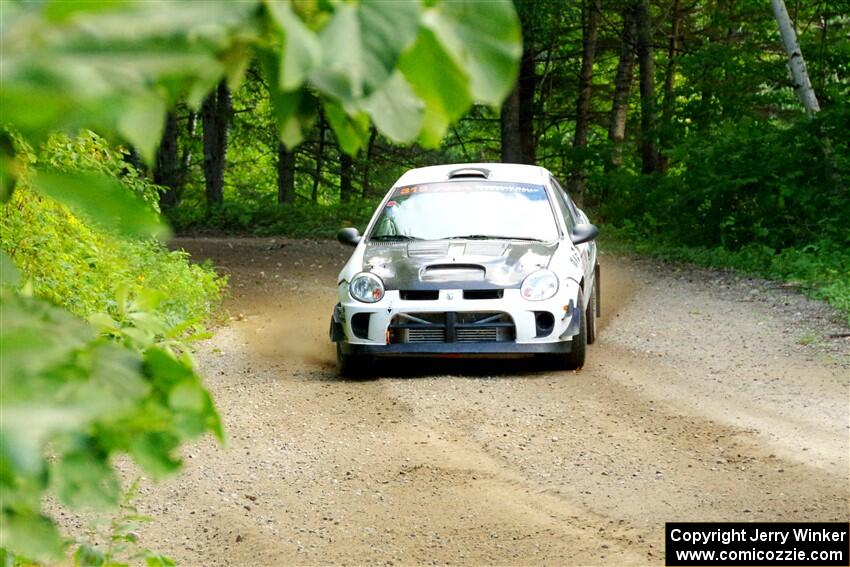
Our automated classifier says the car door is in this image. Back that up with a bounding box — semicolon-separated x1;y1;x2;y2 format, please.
550;177;595;297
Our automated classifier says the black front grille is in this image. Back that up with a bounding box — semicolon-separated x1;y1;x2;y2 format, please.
400;290;439;300
389;312;515;344
463;289;504;300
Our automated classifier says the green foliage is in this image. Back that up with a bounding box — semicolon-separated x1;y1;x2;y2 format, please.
600;227;850;325
593;102;850;325
1;133;225;326
1;288;223;561
0;131;225;563
594;103;850;248
0;0;521;166
170;198;379;239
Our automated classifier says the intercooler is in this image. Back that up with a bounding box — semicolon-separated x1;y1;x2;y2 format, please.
389;312;515;344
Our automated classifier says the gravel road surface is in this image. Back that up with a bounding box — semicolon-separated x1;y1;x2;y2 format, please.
125;238;849;565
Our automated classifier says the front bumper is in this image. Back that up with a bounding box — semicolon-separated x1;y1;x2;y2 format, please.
330;284;582;357
338;340;571;356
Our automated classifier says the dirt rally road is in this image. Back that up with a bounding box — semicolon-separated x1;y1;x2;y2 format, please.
133;238;848;565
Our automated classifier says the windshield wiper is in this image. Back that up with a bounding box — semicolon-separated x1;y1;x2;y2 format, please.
369;234;421;241
447;234;544;242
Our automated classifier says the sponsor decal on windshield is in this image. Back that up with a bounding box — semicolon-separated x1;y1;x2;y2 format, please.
394;181;546;197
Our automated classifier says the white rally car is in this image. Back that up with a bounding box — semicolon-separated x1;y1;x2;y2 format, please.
330;163;600;376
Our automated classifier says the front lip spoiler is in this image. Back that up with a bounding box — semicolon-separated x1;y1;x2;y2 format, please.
339;341;571;356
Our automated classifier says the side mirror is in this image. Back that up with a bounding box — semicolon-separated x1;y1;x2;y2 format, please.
337;227;362;247
570;223;599;245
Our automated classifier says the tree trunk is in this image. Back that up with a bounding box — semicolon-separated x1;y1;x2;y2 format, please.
636;0;659;174
501;31;536;164
569;0;601;197
361;127;378;199
201;80;231;207
155;111;180;208
277;143;296;204
607;6;637;171
339;153;353;204
312;107;326;203
659;0;681;172
518;49;536;164
500;84;522;163
771;0;820;113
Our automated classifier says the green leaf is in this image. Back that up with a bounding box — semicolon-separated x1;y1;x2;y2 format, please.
88;313;119;335
0;290;94;380
0;509;66;562
0;131;18;202
117;92;166;165
44;0;129;23
323;101;370;155
31;170;167;239
0;251;20;287
74;543;106;567
145;553;176;567
266;0;321;90
143;347;194;391
128;432;181;479
53;446;120;509
424;0;521;106
398;26;472;146
169;380;205;413
361;72;424;143
309;0;421;102
221;42;253;91
259;50;318;148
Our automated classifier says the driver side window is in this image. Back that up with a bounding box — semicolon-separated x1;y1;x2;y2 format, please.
550;177;577;232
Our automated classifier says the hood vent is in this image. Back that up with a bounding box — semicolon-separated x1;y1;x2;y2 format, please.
421;264;486;282
408;242;450;257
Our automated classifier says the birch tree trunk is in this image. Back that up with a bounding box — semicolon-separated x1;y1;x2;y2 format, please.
607;6;637;172
771;0;820;113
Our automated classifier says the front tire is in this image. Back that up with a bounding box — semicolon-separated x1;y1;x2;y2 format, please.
337;343;373;378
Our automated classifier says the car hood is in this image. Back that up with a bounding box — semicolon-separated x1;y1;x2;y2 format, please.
361;240;559;290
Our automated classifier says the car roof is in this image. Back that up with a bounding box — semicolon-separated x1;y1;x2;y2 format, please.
393;163;552;187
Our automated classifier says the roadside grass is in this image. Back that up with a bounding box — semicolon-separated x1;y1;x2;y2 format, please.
598;225;850;326
797;331;820;346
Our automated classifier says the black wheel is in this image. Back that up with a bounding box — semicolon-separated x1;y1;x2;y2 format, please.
337;343;373;378
555;289;587;370
586;275;598;345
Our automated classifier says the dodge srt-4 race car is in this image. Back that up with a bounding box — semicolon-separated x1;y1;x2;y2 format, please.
330;163;600;376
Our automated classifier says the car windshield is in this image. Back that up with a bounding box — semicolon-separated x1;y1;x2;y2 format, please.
368;181;559;242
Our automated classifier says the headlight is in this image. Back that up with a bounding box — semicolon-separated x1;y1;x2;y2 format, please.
349;272;384;303
520;269;558;301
